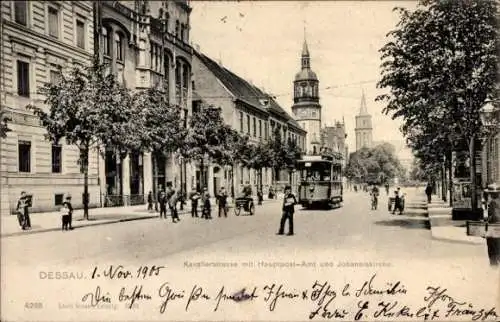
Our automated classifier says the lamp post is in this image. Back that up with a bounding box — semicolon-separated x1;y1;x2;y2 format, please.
479;100;500;217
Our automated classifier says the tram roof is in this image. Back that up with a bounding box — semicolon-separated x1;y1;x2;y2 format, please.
299;153;342;162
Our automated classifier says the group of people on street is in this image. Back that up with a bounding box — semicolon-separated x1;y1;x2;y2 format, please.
147;187;181;222
16;191;74;232
146;182;297;236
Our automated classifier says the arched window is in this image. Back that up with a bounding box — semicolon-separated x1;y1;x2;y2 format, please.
115;32;123;61
102;27;110;56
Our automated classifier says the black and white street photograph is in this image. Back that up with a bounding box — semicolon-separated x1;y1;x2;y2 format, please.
0;0;499;321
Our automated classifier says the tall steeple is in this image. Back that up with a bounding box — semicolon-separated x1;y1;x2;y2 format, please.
292;28;321;155
359;89;368;115
355;89;373;151
301;26;310;69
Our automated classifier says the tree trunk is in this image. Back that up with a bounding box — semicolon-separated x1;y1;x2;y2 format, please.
448;151;453;207
153;153;158;211
82;146;90;220
469;136;478;215
230;164;235;199
200;159;205;190
441;159;446;202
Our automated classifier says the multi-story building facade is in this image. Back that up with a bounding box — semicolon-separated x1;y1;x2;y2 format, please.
0;0;194;214
355;90;373;151
0;1;97;214
291;39;321;155
95;0;193;207
192;50;306;197
321;121;348;168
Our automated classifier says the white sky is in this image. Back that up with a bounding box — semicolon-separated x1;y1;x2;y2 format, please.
190;1;417;154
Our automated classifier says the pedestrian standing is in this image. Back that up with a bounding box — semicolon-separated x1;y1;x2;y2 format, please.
486;184;500;266
189;187;200;217
159;191;167;219
62;195;74;230
147;191;153;212
425;183;433;203
169;190;180;223
218;187;228;217
155;186;162;212
202;188;212;220
257;189;263;205
16;191;31;230
277;185;297;236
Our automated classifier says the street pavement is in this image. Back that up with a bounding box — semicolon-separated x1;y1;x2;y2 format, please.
2;188;499;321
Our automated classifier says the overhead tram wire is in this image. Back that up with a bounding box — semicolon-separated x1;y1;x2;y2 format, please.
188;79;379;100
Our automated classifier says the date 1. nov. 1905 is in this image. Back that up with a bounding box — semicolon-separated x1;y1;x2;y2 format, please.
91;265;165;279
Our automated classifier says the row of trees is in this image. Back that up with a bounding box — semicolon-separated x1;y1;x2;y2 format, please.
377;0;498;212
26;58;302;219
345;143;405;185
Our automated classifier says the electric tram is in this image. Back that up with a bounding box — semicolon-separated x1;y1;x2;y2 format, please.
297;152;343;209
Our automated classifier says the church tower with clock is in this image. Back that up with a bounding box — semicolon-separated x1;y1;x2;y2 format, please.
291;38;322;155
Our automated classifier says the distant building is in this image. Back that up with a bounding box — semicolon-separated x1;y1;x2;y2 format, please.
192;49;306;197
355;90;373;151
321;121;348;168
291;37;321;155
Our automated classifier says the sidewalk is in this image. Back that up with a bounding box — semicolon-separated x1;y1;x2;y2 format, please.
1;197;280;238
424;194;484;245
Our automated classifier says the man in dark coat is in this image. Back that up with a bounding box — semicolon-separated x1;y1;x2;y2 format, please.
218;187;228;218
189;187;200;217
425;183;433;203
277;185;297;236
16;191;31;230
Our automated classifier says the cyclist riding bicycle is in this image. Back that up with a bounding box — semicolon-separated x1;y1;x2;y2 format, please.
370;185;380;210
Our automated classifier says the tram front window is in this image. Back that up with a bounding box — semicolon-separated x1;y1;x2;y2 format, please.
300;165;331;182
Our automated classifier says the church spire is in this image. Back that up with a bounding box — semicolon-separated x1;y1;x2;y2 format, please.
301;25;310;69
359;89;368;115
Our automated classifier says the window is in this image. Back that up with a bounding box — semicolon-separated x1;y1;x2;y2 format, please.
14;1;27;26
76;19;85;49
102;27;110;56
49;70;60;85
265;122;268;139
17;60;30;97
54;194;64;206
115;33;123;61
18;140;31;172
52;144;62;173
175;20;179;38
259;120;262;138
239;112;243;133
180;24;185;41
48;6;59;38
246;115;250;134
253;117;256;137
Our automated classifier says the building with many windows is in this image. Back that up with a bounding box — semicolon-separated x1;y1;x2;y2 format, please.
95;0;193;207
192;49;306;197
0;0;194;214
1;1;96;214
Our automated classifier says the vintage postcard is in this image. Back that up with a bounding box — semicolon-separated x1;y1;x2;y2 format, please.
1;0;499;321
